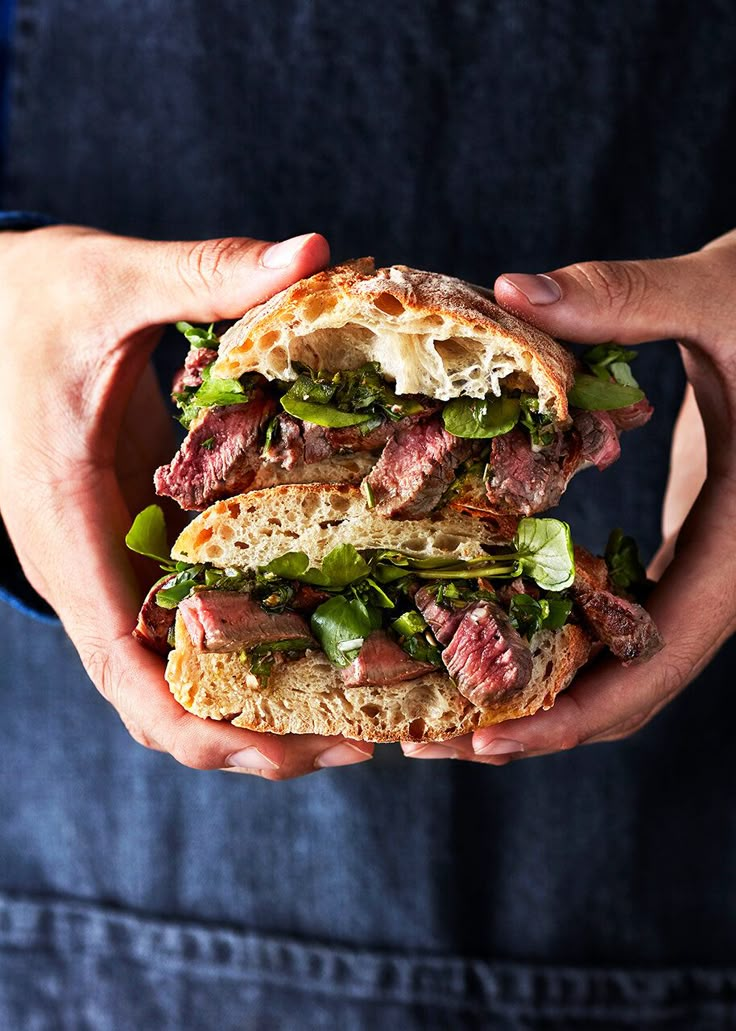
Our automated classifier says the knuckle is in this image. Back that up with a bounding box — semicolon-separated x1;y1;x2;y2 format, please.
168;728;218;771
570;259;650;314
118;714;161;752
178;237;247;295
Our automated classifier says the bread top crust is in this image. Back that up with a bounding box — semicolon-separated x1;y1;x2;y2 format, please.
212;258;575;422
172;484;505;570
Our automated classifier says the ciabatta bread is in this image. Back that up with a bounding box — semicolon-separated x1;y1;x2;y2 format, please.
212;258;576;423
167;485;591;743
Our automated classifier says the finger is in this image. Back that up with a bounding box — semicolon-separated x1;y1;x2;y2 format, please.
6;463;371;777
95;230;331;329
493;250;717;345
468;481;736;760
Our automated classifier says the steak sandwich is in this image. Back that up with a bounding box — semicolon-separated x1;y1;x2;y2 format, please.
129;485;662;743
155;259;653;521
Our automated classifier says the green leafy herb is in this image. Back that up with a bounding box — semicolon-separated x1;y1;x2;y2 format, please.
567;373;644;411
320;543;371;587
570;345;645;410
175;321;219;349
248;637;313;680
155;569;203;609
519;394;556;447
280;394;374;428
442;395;521;439
513;517;575;591
310;596;381;666
125;505;172;566
391;610;427;637
262;415;279;456
604;528;648;595
401;632;442;666
583;344;638;383
175;365;256;428
262;552;310;580
509;594;572;637
201;437;215;450
279;362;424;428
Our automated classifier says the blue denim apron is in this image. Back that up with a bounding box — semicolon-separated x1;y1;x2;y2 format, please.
2;2;736;1027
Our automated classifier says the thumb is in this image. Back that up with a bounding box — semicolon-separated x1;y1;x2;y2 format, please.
493;251;707;345
104;230;331;328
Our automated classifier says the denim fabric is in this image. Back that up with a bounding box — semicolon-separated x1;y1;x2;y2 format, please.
0;0;13;184
2;1;736;1027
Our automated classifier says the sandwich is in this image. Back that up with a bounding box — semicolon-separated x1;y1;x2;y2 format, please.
154;259;652;523
129;485;663;743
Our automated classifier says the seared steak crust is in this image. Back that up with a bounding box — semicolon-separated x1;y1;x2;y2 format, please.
155;390;277;510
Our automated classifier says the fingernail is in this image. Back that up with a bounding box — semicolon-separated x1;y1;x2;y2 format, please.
499;273;562;305
403;743;462;760
473;738;525;757
261;233;314;269
225;746;281;770
314;742;372;768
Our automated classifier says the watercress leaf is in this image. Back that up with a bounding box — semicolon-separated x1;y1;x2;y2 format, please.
125;505;171;565
359;578;395;608
280;395;373;427
373;561;413;584
262;552;310;579
609;361;638;387
320;544;371;587
519;394;556;447
604;528;647;594
568;373;644;411
509;594;543;636
582;344;636;370
541;597;573;629
175;321;219;348
514;517;575;591
442;396;520;439
310;596;379;667
191;375;250;408
155;570;201;609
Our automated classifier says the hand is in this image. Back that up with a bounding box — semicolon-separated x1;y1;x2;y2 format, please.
403;228;736;765
0;225;373;777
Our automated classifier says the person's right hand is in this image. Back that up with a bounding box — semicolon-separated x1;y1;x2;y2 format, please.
0;225;374;778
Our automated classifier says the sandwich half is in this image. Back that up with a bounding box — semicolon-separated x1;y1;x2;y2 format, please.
131;485;663;743
154;259;652;521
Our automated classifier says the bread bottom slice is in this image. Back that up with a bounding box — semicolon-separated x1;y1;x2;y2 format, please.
166;614;591;743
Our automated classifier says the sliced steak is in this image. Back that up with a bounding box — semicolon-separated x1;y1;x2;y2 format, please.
571;545;663;662
155;389;278;510
571;580;663;662
172;347;218;394
341;630;437;687
264;414;305;469
573;409;621;470
610;398;654;432
365;416;473;518
133;575;177;655
264;413;399;468
485;427;570;515
414;585;468;645
178;591;314;653
441;599;533;704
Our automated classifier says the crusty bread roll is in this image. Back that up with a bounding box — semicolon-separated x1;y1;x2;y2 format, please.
212;258;576;423
167;484;591;743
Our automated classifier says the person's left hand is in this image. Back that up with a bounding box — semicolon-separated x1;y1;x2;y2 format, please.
402;229;736;765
